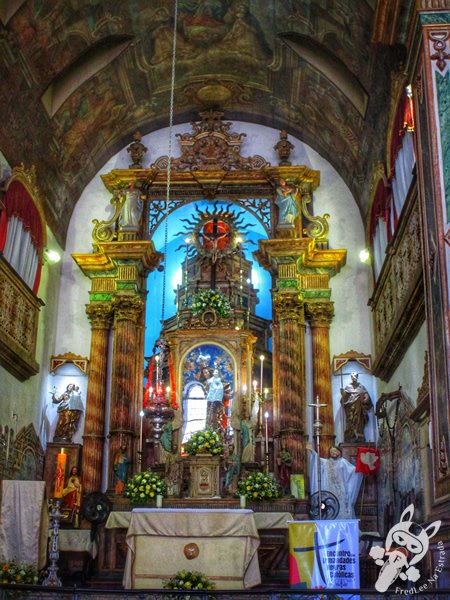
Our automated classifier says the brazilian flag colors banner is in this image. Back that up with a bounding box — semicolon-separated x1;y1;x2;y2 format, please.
289;519;360;592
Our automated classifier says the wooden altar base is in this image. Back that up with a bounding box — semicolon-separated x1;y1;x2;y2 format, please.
86;496;379;589
93;497;305;588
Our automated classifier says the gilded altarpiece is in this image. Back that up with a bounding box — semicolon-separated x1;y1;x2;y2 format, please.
77;112;347;495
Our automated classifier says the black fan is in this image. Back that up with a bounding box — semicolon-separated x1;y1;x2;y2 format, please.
81;492;112;539
308;490;340;520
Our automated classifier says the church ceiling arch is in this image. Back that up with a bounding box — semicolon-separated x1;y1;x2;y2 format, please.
0;0;402;246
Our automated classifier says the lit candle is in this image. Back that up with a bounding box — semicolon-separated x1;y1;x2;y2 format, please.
253;379;257;393
260;355;265;392
264;387;269;399
54;449;67;499
264;411;269;454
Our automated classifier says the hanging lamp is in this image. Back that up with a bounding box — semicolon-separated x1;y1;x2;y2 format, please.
143;0;179;441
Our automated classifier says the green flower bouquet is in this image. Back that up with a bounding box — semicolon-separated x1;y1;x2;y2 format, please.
0;561;41;584
191;289;231;317
185;427;224;456
236;471;281;501
163;570;215;591
124;469;166;504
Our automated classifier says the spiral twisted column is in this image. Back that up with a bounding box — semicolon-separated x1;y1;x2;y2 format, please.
272;293;306;473
305;301;335;456
81;302;113;493
108;294;143;488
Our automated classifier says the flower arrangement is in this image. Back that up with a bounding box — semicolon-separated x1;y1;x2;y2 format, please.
124;469;166;504
0;561;41;585
191;289;231;317
185;427;224;456
163;570;215;591
236;471;281;501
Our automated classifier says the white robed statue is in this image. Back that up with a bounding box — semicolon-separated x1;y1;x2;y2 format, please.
307;443;362;519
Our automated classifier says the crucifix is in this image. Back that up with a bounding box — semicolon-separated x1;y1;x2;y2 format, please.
308;397;327;519
200;217;230;288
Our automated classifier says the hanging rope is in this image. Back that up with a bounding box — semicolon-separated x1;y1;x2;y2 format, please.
161;0;179;325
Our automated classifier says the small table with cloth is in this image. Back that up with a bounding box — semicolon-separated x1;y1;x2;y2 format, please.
123;508;261;589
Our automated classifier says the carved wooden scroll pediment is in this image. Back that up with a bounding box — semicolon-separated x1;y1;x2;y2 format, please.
151;110;269;172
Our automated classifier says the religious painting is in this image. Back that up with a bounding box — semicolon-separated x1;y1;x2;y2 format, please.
181;343;234;445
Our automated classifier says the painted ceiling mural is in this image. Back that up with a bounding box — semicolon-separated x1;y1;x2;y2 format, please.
0;0;404;244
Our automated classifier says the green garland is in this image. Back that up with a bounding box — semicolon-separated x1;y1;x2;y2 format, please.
124;469;166;504
236;471;281;501
191;289;231;317
185;427;224;456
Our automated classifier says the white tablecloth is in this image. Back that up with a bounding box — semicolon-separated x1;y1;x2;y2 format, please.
59;529;98;558
0;480;48;569
124;508;261;590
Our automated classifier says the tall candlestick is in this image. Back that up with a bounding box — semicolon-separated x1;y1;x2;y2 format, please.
264;411;269;454
139;410;144;453
54;449;67;498
260;355;265;392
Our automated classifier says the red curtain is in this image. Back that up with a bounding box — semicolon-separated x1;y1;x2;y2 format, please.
0;180;43;293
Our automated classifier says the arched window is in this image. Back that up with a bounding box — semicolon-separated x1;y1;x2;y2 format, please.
0;179;44;293
389;87;415;223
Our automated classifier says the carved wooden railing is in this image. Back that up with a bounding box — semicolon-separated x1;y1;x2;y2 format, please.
369;181;425;380
0;254;43;380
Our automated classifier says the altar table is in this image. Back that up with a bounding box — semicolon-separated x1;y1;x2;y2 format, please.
123;508;261;589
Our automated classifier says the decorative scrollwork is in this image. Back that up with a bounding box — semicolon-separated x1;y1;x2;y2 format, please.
91;191;124;244
300;190;329;242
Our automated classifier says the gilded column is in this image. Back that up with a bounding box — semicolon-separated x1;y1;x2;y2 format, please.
305;301;335;455
273;293;306;473
81;302;113;493
108;294;143;488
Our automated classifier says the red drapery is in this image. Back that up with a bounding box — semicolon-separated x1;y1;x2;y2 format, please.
0;180;43;293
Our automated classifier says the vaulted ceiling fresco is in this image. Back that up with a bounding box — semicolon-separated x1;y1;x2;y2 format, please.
0;0;410;245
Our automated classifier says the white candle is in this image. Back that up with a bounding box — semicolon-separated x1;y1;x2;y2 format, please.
139;410;144;454
260;355;264;392
264;411;269;454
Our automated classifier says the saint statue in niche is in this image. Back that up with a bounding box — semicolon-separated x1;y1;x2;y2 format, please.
51;384;84;443
340;372;373;443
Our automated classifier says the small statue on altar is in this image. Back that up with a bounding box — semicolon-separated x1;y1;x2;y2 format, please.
52;384;84;443
118;184;143;232
277;447;292;496
340;372;373;443
239;397;259;463
224;442;240;496
275;178;299;227
113;444;131;494
62;465;82;528
206;368;224;430
274;130;294;166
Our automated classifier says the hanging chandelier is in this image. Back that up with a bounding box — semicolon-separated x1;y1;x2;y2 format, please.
143;337;177;441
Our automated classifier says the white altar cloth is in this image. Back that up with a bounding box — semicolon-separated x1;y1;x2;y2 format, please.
124;508;261;590
0;480;48;569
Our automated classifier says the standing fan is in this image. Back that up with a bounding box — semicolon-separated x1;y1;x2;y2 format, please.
81;492;112;540
308;490;340;520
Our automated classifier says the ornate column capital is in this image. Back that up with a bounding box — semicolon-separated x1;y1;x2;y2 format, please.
86;302;113;330
273;293;304;322
305;301;334;327
113;294;144;323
